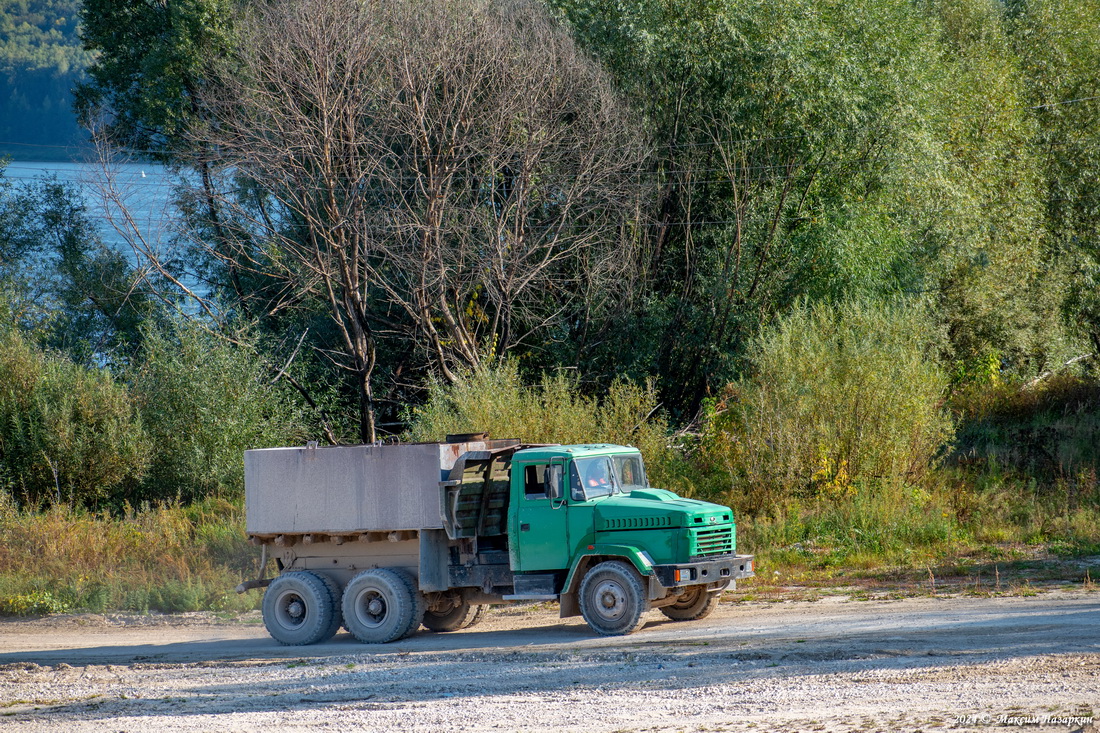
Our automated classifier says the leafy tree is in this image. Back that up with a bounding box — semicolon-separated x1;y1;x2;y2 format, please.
0;168;153;364
75;0;234;157
549;0;1061;407
917;0;1058;375
1009;0;1100;358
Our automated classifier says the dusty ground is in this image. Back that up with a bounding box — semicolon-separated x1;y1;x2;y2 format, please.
1;589;1098;732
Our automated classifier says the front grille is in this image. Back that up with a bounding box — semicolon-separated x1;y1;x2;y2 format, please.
691;526;733;557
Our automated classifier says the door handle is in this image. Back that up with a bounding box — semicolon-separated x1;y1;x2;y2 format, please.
520;523;530;531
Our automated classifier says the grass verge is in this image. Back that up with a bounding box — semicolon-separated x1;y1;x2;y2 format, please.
0;493;259;616
730;475;1100;598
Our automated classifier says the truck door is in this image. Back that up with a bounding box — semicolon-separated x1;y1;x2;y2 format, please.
513;459;570;571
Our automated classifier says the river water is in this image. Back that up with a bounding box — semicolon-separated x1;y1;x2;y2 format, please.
2;159;177;251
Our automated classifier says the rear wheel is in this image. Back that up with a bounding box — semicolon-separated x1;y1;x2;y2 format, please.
314;572;345;637
422;599;486;632
342;568;424;643
659;586;720;621
579;560;649;636
262;571;341;646
464;604;488;629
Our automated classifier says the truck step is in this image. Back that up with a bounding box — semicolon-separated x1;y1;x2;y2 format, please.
502;594;558;601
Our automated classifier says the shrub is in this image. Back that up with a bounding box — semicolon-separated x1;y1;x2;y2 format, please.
129;319;307;502
710;298;954;513
0;328;149;505
0;589;72;616
404;361;674;484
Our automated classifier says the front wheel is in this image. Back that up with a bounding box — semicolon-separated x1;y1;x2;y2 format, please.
262;571;342;645
659;586;720;621
342;568;425;643
578;560;649;636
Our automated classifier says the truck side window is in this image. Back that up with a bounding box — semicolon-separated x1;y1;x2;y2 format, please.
524;464;548;499
569;462;585;501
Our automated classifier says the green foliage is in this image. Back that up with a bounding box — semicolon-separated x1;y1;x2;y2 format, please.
0;326;149;505
76;0;236;156
404;360;675;486
0;589;71;616
0;0;89;74
951;374;1100;482
916;0;1060;373
742;485;961;572
551;0;956;409
547;0;1070;410
0;0;90;158
1009;0;1100;356
128;318;307;502
710;299;954;514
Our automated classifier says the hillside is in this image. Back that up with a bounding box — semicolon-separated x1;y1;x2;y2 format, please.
0;0;91;159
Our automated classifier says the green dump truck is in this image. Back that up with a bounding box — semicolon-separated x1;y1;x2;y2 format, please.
241;437;753;644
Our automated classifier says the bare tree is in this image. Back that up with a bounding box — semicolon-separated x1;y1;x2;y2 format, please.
189;0;647;442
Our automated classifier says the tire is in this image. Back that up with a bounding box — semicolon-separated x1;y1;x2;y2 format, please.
578;560;649;636
315;572;346;637
262;571;342;646
659;587;720;621
422;600;486;632
464;604;488;629
342;568;425;643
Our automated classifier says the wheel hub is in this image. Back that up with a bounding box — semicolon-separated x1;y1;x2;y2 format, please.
593;580;626;620
367;598;385;616
287;600;305;619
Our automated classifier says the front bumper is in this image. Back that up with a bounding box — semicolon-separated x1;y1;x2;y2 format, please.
652;554;754;590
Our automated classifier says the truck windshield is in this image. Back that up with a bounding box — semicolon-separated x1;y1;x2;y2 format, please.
571;456;618;500
570;453;648;500
612;453;647;491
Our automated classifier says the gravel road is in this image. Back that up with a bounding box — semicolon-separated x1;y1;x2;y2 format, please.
1;590;1098;732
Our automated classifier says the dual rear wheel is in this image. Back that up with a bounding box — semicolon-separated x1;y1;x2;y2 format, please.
262;569;486;645
262;571;343;645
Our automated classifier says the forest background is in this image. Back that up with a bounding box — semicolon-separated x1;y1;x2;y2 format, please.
2;0;1100;615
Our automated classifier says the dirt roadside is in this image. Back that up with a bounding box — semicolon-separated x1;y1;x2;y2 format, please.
1;590;1098;732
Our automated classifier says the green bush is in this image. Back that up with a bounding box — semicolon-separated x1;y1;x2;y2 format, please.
0;328;149;505
129;319;307;502
0;589;72;616
404;361;675;485
711;298;954;513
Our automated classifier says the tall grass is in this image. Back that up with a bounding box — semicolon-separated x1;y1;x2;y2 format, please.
741;484;961;573
0;493;258;615
732;372;1100;580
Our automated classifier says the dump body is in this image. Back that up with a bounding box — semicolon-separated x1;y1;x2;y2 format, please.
243;440;753;644
244;440;520;536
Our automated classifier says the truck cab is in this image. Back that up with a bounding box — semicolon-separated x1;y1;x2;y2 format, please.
442;443;754;635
